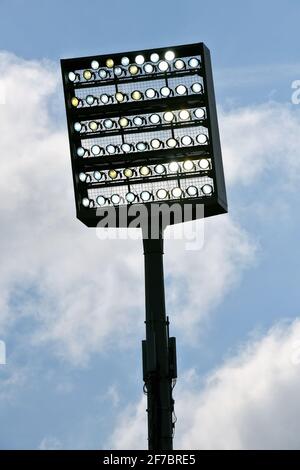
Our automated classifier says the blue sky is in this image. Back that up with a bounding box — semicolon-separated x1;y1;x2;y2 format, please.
1;0;300;450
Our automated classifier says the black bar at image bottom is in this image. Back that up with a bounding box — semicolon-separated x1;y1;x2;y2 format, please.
0;450;299;466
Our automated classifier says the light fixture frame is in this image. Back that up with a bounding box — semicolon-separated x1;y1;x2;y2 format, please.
61;42;227;227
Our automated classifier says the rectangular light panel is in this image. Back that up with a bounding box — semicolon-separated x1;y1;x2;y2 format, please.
61;42;227;227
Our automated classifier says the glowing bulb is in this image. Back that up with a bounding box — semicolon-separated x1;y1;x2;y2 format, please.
129;64;139;75
183;160;194;171
174;59;185;70
119;117;129;127
202;184;213;195
74;122;82;132
145;88;156;99
163;111;175;122
181;135;193;146
144;63;154;73
82;198;90;207
169;162;180;172
158;60;169;72
114;66;123;76
199;159;210;170
133;116;143;126
178;110;190;121
149;114;161;124
140;166;151;176
100;94;110;104
135;54;145;65
99;69;108;79
141;191;152;201
96;195;106;206
91;145;101;156
150;53;159;63
126;192;136;203
68;71;76;82
89;121;98;131
155;164;165;174
137;141;147;151
71;97;79;107
106;58;114;68
86;95;95;105
197;134;208;144
131;90;142;101
111;194;121;205
83;70;93;80
191;82;202;93
194;108;205;119
108;169;118;179
175;84;187;95
187;186;198;196
189;58;200;68
160;86;171;97
121;57;130;66
91;60;99;70
150;139;162;149
76;147;85;157
115;92;125;102
167;138;178;148
103;119;114;129
171;187;182;198
121;143;132;153
107;145;117;154
124;168;133;178
79;172;87;182
165;50;175;61
157;188;168;199
93;171;102;180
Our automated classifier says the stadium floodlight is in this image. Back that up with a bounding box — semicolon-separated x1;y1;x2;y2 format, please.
61;42;227;228
61;42;227;452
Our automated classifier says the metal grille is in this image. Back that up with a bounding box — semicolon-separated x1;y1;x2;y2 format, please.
73;54;202;86
76;106;207;136
75;75;203;107
84;158;212;184
80;125;208;158
88;175;214;206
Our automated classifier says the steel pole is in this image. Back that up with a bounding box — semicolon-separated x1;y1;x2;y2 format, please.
142;229;175;451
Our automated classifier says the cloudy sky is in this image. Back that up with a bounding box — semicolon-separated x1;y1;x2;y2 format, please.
0;0;300;450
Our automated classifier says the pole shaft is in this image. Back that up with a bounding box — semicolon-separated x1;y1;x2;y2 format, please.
143;232;173;451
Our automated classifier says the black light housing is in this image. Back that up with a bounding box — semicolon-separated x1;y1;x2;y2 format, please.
61;42;227;227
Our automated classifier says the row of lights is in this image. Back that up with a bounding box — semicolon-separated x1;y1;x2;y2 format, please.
79;159;211;183
76;133;208;157
82;183;213;208
68;53;201;83
74;108;206;134
71;82;203;108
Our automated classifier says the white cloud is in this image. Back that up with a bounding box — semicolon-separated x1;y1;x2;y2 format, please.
0;52;144;364
109;319;300;450
165;216;255;339
38;436;62;450
0;365;27;402
219;102;300;186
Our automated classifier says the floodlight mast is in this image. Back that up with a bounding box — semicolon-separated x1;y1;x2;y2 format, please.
142;224;175;450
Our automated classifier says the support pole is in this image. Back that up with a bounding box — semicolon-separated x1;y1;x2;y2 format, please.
142;228;176;451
